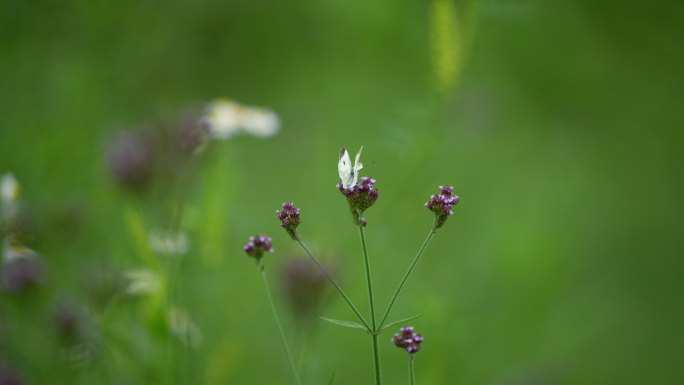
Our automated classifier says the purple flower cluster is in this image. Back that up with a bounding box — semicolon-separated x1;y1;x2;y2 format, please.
425;185;459;229
243;235;274;263
107;131;155;192
281;258;332;319
52;301;89;345
0;257;44;294
392;326;424;354
337;176;379;226
276;201;301;240
0;361;24;385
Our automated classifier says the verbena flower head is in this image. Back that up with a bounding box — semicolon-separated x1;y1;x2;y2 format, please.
276;201;301;240
392;326;424;354
244;235;274;264
425;185;460;229
337;176;379;226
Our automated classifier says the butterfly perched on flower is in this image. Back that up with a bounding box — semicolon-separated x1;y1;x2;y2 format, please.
338;146;363;189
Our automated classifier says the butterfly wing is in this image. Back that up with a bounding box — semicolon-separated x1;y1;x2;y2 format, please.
338;148;354;188
353;146;364;177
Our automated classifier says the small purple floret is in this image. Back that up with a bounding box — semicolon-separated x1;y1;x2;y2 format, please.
392;325;424;354
276;201;301;240
425;185;459;229
337;176;379;226
243;235;274;262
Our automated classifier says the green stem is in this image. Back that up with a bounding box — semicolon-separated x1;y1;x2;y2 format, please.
359;226;381;385
260;268;303;385
295;235;371;331
408;355;416;385
379;225;437;329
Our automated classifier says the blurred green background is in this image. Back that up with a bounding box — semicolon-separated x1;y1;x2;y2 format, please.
1;0;683;384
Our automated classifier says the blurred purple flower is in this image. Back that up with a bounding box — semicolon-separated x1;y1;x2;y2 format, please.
175;113;206;155
1;245;44;294
51;301;89;345
244;235;274;263
106;131;155;192
0;362;24;385
280;258;333;321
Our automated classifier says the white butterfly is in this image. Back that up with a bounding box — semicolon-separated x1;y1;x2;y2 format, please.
338;146;363;189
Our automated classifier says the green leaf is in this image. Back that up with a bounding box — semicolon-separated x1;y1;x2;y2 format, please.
380;314;424;331
319;316;368;331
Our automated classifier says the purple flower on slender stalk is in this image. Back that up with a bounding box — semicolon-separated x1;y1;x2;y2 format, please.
244;235;274;268
276;202;301;240
425;185;459;229
392;326;424;354
1;254;44;295
337;176;379;226
106;131;156;192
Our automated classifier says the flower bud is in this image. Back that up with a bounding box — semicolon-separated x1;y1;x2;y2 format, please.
276;201;301;240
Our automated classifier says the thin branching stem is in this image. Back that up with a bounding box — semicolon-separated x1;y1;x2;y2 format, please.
260;267;303;385
295;234;371;331
408;354;416;385
359;226;382;385
379;222;437;329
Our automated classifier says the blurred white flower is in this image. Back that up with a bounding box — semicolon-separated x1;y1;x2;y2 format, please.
3;237;38;264
1;173;20;204
149;230;189;257
167;306;202;348
1;173;20;221
200;99;243;139
200;99;280;139
240;107;280;137
124;269;161;296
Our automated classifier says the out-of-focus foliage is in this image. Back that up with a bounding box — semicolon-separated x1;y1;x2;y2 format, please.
1;0;683;384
